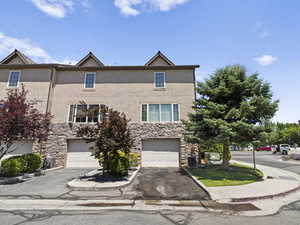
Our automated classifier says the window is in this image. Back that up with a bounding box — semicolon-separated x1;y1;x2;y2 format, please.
154;72;165;88
8;71;20;87
161;104;172;122
141;104;180;122
84;72;96;88
68;104;101;123
149;104;160;122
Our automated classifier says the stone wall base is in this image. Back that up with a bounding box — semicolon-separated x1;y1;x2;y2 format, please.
33;123;192;167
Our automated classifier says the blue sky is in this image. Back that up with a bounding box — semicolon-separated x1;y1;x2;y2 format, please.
0;0;299;122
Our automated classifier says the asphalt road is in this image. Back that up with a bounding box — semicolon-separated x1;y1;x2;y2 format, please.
232;151;300;174
1;200;300;225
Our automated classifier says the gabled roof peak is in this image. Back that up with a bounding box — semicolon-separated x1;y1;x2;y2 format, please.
145;51;175;66
76;52;104;67
0;49;35;64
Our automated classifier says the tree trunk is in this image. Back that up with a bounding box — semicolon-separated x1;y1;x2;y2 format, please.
222;143;230;169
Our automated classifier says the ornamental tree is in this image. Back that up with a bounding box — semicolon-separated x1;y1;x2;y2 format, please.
0;85;52;160
183;65;278;167
76;105;134;176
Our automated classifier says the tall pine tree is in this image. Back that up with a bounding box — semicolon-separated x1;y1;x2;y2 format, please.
184;65;278;167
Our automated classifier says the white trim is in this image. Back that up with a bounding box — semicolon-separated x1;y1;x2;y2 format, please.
67;104;71;122
84;72;96;89
154;72;166;89
7;70;21;88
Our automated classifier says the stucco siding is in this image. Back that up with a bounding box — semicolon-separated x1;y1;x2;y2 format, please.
51;69;195;123
0;68;52;113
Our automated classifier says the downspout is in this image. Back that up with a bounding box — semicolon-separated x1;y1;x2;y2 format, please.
46;66;55;114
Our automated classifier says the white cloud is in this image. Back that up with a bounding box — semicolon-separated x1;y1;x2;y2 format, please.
114;0;141;16
254;55;278;66
0;32;76;64
30;0;74;18
114;0;190;16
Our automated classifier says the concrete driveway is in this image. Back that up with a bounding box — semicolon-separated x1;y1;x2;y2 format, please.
124;168;211;200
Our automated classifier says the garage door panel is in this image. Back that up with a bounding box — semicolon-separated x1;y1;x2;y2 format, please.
67;140;98;168
142;139;180;167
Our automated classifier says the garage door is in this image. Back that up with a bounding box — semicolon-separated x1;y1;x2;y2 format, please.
67;140;98;168
142;139;180;167
1;142;33;161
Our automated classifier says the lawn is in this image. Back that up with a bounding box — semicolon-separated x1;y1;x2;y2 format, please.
189;163;263;187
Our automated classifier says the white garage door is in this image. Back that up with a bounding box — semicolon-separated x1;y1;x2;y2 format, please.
142;139;180;167
1;142;33;161
67;140;98;168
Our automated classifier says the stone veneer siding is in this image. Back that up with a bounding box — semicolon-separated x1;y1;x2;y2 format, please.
32;123;191;167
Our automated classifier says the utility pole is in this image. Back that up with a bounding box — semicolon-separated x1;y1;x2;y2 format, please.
252;147;256;170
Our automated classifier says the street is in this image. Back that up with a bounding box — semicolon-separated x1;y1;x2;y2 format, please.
232;151;300;174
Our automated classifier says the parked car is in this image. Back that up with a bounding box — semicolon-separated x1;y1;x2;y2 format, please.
279;144;290;155
257;146;272;151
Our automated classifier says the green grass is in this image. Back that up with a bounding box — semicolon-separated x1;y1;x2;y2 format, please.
189;163;263;187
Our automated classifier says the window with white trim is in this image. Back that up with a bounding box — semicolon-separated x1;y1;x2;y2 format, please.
141;104;180;122
84;72;96;88
7;71;20;87
154;72;165;88
68;104;102;123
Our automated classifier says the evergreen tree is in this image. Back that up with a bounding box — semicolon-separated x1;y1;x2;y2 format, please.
184;65;278;167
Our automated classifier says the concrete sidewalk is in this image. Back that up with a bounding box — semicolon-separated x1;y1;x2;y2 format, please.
206;160;300;202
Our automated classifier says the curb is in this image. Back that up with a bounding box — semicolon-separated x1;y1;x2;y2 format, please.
232;184;300;202
67;167;141;191
182;167;217;200
0;199;260;213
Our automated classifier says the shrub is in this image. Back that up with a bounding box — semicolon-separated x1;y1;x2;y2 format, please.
0;153;42;177
1;157;24;177
129;153;139;168
107;151;129;177
22;153;42;173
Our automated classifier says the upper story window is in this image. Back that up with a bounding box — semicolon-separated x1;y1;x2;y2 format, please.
68;104;101;123
7;71;21;87
84;72;96;89
141;104;180;123
154;72;165;88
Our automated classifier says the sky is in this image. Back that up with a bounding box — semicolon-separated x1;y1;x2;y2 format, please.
0;0;299;122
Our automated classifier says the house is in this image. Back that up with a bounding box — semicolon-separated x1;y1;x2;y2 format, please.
0;49;199;168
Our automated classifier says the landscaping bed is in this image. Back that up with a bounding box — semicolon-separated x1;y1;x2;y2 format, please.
67;167;140;191
189;163;263;187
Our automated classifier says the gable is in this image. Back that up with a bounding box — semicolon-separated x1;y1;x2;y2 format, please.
76;52;104;67
145;51;175;66
5;55;25;64
79;57;101;67
0;49;35;65
147;56;171;66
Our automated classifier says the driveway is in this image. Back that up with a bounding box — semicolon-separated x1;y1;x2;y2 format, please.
124;168;211;200
0;168;96;199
